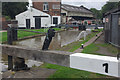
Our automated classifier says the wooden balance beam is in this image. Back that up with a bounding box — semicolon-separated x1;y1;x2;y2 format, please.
1;44;119;77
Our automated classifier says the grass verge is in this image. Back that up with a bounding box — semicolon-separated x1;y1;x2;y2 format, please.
1;28;61;43
40;63;109;79
96;43;118;55
82;41;118;56
81;43;102;55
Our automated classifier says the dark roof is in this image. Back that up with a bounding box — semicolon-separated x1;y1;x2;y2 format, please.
105;6;120;16
61;4;93;14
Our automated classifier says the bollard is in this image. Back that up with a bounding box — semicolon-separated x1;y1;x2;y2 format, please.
80;44;84;49
7;27;13;70
42;28;55;50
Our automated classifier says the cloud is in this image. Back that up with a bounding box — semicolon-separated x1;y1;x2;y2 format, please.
62;0;108;10
62;0;109;2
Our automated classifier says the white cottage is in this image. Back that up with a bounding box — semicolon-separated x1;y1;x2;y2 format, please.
16;7;51;29
16;0;61;29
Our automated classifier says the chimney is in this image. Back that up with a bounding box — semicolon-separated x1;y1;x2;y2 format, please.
28;0;33;10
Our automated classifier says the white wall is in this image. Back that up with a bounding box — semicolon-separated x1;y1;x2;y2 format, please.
41;17;51;27
16;8;51;28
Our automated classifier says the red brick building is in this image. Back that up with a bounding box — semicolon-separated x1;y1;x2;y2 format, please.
33;2;61;16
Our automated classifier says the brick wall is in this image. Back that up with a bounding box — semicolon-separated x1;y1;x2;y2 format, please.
33;2;61;16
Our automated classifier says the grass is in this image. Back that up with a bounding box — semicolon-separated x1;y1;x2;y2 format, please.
96;43;118;55
81;43;102;55
1;28;61;43
40;63;109;79
82;39;118;56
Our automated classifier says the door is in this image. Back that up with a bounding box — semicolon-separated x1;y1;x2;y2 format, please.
53;17;58;25
35;17;41;29
26;19;30;29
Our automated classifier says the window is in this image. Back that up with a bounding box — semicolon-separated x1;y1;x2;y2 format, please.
53;17;58;24
43;2;49;11
52;4;60;9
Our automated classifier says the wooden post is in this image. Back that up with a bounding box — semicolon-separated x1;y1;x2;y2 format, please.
8;56;13;70
12;27;17;41
7;27;13;70
7;27;12;45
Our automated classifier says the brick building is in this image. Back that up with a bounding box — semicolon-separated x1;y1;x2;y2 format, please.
33;2;61;16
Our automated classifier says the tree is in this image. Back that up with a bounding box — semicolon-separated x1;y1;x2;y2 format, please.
101;2;120;14
2;2;28;19
90;8;102;19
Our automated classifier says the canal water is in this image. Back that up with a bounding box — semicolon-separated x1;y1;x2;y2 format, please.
1;30;81;72
13;30;81;50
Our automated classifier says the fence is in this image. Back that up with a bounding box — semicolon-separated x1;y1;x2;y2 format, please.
56;24;103;29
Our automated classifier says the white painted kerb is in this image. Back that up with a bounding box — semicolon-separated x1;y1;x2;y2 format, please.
70;53;119;77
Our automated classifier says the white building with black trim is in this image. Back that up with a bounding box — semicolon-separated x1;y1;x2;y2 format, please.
16;7;51;29
16;0;61;29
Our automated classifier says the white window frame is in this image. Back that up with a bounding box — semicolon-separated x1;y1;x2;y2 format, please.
52;4;60;9
43;3;49;11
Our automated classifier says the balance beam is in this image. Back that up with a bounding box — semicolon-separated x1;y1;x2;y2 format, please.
70;53;119;77
1;44;119;77
1;44;72;67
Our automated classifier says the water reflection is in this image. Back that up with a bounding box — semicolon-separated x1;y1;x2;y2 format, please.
13;30;81;50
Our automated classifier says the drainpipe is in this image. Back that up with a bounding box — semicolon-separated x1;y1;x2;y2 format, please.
49;8;52;27
51;15;52;25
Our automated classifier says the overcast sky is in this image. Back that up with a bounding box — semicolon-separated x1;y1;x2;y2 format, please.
62;0;109;10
